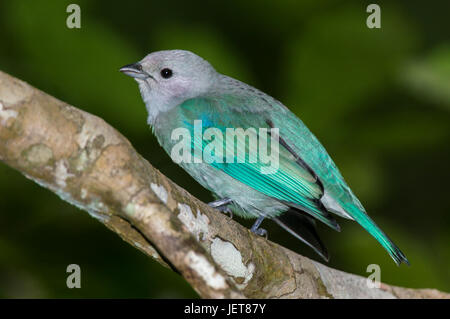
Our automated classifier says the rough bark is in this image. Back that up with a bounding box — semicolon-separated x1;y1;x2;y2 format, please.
0;71;448;299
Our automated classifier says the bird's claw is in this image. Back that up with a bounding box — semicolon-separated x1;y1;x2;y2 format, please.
251;227;268;239
208;198;233;220
216;205;233;219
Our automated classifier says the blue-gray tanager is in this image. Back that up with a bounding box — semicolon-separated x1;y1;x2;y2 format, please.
120;50;408;265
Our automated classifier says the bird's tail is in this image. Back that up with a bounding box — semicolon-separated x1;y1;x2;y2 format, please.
346;203;409;266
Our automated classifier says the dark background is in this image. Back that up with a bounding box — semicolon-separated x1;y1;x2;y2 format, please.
0;0;449;297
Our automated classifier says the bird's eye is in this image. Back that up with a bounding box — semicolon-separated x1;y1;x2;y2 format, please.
160;68;173;79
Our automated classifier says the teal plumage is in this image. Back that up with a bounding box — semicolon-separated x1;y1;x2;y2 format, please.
120;50;409;265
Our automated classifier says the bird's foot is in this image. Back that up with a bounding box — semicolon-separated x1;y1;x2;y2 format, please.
216;205;233;219
208;197;233;219
251;227;268;239
250;216;268;239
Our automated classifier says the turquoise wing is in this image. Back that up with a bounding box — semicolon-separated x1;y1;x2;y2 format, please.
178;96;340;231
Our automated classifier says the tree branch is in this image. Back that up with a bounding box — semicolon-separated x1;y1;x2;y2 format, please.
0;71;448;299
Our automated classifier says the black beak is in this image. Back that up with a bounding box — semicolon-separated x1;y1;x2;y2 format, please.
119;63;148;79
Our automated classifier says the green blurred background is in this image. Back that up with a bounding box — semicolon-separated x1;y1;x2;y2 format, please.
0;0;449;298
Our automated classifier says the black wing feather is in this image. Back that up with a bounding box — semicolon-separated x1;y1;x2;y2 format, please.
273;208;329;262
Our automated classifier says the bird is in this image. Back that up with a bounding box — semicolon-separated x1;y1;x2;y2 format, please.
120;49;409;265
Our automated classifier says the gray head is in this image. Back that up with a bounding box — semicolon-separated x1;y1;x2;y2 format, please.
120;50;217;124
